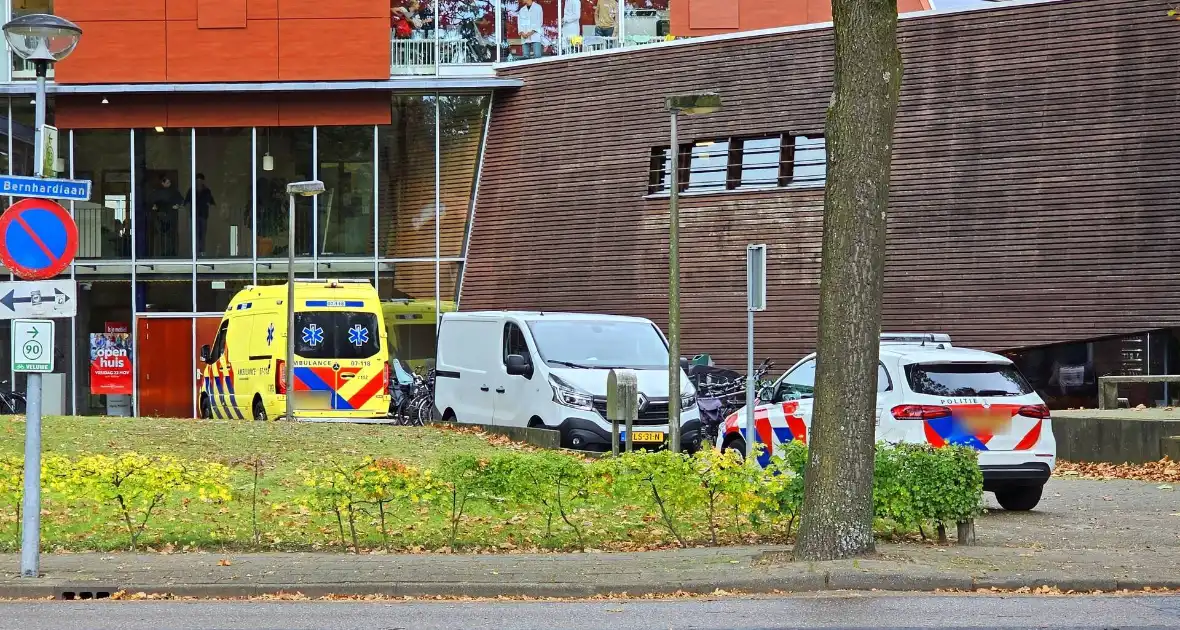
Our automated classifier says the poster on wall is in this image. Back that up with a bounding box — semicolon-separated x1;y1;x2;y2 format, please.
90;332;133;395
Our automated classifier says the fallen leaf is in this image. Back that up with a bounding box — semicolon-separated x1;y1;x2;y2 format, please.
218;559;232;566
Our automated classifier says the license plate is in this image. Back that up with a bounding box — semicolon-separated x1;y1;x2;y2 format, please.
627;431;665;443
963;413;1010;434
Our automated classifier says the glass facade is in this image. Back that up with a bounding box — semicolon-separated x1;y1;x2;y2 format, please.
1007;329;1180;410
0;94;489;417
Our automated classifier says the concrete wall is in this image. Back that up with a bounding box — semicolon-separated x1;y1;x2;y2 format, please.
1052;411;1180;464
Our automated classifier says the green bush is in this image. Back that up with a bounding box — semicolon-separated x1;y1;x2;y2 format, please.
0;439;983;553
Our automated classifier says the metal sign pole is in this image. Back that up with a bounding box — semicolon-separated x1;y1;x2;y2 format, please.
19;369;42;576
745;244;766;462
19;60;50;578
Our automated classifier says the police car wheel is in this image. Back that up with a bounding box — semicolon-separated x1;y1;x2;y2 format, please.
994;484;1043;511
199;395;213;420
722;437;746;460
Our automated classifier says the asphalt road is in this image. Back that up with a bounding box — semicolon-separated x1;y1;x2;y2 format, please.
4;594;1180;629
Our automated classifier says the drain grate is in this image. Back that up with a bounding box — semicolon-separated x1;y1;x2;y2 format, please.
57;587;115;601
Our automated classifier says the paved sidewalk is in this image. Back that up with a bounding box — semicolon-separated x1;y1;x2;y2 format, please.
2;478;1177;599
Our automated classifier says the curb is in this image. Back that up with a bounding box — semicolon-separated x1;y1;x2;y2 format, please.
4;573;1179;600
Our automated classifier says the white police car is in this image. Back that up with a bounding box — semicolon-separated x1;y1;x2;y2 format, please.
718;333;1056;511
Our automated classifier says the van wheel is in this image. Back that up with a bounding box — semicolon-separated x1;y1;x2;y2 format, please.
253;397;268;422
441;409;456;423
994;484;1043;511
198;394;213;420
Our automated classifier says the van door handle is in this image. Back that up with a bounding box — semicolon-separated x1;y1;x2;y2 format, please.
496;387;506;394
480;386;489;392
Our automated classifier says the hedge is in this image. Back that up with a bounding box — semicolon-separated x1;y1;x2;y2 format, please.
0;443;982;553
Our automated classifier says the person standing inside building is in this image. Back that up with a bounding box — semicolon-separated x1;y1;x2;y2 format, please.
186;173;217;257
150;174;184;257
516;0;544;59
595;0;617;38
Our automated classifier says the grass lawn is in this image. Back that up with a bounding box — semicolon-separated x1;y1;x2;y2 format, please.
1;415;623;554
0;415;510;469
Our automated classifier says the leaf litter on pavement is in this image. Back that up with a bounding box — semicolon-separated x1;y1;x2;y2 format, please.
1053;457;1180;483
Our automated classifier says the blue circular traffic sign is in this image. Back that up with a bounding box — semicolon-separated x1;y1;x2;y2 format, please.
0;198;78;280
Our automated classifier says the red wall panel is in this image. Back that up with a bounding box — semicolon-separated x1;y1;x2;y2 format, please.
167;0;197;19
278;91;392;126
166;19;279;82
277;18;390;81
54;21;168;84
277;0;385;18
56;95;169;129
56;0;388;83
671;0;929;36
167;94;280;127
56;0;167;21
248;0;279;19
197;0;247;28
57;92;383;129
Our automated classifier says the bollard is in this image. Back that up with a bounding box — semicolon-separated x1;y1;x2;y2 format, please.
607;369;639;455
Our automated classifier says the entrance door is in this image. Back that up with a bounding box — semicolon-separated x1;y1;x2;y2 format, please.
136;317;194;418
195;316;223;418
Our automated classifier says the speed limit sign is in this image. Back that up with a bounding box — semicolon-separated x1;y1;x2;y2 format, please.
12;319;53;372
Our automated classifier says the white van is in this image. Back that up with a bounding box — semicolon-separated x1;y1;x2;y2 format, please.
434;311;702;452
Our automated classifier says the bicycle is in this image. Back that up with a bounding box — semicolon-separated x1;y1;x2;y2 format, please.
0;380;27;414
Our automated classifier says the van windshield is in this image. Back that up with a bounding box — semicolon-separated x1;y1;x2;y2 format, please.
526;320;669;370
295;311;381;359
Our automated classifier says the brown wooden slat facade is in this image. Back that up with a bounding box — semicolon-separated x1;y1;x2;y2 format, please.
461;0;1180;369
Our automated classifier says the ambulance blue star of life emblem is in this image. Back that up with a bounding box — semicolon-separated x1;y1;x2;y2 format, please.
349;324;369;347
302;324;324;347
266;323;275;346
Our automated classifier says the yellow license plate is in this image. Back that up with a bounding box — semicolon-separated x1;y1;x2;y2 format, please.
963;414;1010;433
629;431;665;443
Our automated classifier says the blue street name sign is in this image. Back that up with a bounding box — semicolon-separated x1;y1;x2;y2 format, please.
0;175;92;202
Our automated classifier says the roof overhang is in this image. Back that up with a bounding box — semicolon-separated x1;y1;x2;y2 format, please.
0;77;523;95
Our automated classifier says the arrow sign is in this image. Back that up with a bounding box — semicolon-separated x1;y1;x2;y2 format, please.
0;280;76;319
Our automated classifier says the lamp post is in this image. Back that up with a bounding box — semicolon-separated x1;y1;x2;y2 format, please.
3;12;81;580
4;14;81;179
663;92;721;454
284;180;325;422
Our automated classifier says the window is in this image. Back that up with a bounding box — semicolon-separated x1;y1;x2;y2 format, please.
294;311;381;359
777;360;816;401
790;135;827;188
877;363;893;393
905;363;1034;397
207;321;228;363
774;360;890;401
738;136;781;188
503;323;530;362
526;320;669;370
648;133;826;195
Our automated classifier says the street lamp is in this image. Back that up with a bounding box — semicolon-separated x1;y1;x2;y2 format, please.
4;12;81;581
664;92;721;454
3;14;82;179
284;180;325;422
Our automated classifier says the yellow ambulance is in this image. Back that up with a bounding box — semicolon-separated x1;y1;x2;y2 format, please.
381;298;456;372
198;279;391;421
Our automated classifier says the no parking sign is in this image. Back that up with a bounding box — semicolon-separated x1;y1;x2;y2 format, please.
0;198;79;280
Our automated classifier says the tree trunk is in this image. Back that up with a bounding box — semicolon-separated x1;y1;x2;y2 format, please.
793;0;903;562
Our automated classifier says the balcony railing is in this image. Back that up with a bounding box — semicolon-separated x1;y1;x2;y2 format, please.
388;4;679;77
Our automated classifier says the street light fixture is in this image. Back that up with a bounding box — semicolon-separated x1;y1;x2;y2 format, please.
3;14;81;180
4;12;81;581
284;180;325;422
664;92;721;454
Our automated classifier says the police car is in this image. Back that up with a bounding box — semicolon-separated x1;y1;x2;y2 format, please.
718;333;1056;511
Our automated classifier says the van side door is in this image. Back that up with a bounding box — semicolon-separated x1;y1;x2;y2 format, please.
492;321;535;427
